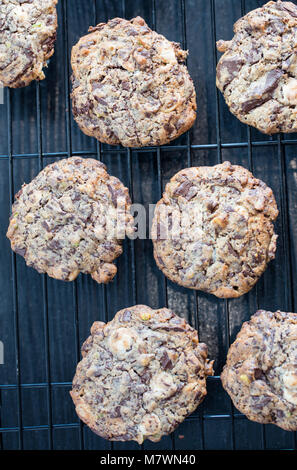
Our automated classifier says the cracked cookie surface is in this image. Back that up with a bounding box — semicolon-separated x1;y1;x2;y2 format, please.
70;305;213;443
71;16;196;147
0;0;58;88
216;0;297;134
221;310;297;431
7;157;134;283
151;161;278;298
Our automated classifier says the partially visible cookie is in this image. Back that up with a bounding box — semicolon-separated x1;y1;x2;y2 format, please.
7;157;134;283
221;310;297;431
152;161;278;298
71;16;196;147
216;0;297;134
70;305;214;443
0;0;58;88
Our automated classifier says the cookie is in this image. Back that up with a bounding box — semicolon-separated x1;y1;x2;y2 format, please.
7;157;134;283
216;0;297;134
70;305;214;443
151;161;278;298
221;310;297;431
71;16;196;147
0;0;58;88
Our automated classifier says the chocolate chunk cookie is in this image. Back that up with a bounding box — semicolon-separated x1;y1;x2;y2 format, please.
221;310;297;431
152;161;278;298
216;1;297;134
71;16;196;147
7;157;134;283
0;0;58;88
70;305;214;443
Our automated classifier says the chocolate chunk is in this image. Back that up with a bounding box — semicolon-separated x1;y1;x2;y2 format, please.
152;325;186;332
241;69;283;113
223;57;244;75
217;56;244;88
224;205;235;213
164;123;174;134
241;96;270;114
108;184;123;207
253;396;272;409
195;364;201;374
47;240;61;251
252;252;263;264
194;391;203;402
233;233;245;240
160;351;173;370
173;179;196;200
206;200;218;213
120;310;132;322
157;255;165;267
110;406;121;418
227;242;239;258
140;369;152;384
76;102;94;114
254;368;264;380
80;40;96;49
72;192;81;202
279;2;297;18
156;222;167;240
42;34;57;53
267;19;286;34
276;409;285;419
92;81;104;91
14;246;27;257
127;27;139;36
41;221;51;232
121;81;130;91
173;180;192;196
283;57;292;71
262;69;283;95
95;97;108;106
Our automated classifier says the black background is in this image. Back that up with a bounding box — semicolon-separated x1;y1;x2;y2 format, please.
0;0;296;451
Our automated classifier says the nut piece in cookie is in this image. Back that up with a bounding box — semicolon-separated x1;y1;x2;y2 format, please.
151;161;278;298
0;0;58;88
6;157;134;283
216;1;297;134
70;16;196;147
221;310;297;431
70;305;214;443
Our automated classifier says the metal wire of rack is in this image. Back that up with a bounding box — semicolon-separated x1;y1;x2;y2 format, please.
0;0;296;451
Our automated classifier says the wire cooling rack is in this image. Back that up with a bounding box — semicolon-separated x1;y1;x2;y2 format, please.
0;0;296;450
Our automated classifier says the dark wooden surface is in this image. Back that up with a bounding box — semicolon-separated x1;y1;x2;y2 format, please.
0;0;296;450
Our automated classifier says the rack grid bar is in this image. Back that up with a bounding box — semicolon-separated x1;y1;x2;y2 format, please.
36;77;54;450
2;138;297;160
7;88;24;450
1;0;296;451
210;0;236;451
0;412;249;434
63;0;84;450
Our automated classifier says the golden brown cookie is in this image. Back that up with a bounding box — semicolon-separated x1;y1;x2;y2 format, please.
71;16;196;147
216;1;297;134
152;161;278;298
70;305;213;443
7;157;134;283
0;0;58;88
221;309;297;431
